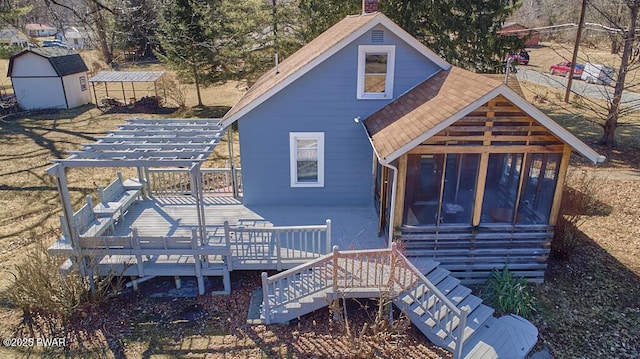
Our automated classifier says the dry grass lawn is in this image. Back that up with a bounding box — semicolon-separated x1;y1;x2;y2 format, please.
0;51;638;358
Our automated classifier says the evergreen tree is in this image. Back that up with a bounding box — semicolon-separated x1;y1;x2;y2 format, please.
115;0;160;59
157;0;229;106
296;0;523;73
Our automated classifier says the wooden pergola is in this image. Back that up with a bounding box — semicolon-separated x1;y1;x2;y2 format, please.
88;71;166;107
47;118;226;249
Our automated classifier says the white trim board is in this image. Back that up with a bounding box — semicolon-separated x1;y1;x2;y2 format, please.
289;132;325;188
380;84;605;165
357;45;396;100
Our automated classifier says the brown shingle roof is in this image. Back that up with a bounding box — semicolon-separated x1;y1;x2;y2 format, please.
223;13;380;122
365;67;504;160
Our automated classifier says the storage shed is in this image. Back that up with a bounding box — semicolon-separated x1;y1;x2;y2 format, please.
8;47;91;110
499;23;540;47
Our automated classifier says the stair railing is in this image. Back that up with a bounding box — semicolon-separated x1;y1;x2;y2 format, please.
261;251;335;324
262;243;468;357
394;247;468;358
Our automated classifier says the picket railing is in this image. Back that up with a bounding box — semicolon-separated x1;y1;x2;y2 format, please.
146;167;242;196
224;220;331;270
261;244;468;358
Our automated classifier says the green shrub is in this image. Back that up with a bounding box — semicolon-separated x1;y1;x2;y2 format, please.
483;267;535;319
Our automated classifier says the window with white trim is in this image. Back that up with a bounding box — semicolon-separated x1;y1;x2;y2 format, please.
290;132;324;187
357;45;395;99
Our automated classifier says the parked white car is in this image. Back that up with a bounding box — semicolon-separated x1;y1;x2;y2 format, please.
580;62;615;85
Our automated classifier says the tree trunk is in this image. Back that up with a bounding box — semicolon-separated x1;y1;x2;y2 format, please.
88;0;113;65
192;54;203;107
610;37;621;54
600;1;639;147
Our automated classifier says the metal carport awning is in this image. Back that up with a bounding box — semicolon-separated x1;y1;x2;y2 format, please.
88;71;166;106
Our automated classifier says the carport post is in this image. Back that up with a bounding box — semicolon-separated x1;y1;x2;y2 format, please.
121;81;126;104
91;82;98;107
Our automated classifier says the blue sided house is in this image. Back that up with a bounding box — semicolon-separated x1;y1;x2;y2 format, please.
221;11;604;283
47;9;605;358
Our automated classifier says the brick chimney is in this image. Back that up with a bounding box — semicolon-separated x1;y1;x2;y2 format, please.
363;0;378;14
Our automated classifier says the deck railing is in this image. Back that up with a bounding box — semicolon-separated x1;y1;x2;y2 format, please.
261;244;468;358
224;220;331;271
146;167;242;196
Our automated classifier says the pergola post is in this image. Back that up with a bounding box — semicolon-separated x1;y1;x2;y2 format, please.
47;164;76;248
190;163;207;246
137;166;148;199
131;82;137;103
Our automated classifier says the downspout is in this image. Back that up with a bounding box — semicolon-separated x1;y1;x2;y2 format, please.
380;161;397;249
355;117;397;248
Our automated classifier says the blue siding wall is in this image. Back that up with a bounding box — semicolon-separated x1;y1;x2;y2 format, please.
238;26;442;206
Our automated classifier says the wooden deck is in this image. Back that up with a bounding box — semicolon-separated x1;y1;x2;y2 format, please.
113;196;387;251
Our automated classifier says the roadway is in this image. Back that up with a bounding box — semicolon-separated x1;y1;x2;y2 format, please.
515;68;640;110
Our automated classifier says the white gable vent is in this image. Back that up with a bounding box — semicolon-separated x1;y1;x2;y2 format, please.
371;30;384;43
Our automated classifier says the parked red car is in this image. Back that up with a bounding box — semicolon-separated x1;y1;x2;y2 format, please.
549;61;584;78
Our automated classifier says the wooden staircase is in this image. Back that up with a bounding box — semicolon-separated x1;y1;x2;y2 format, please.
258;245;538;359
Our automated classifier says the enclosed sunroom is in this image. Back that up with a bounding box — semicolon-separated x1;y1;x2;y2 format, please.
365;67;604;283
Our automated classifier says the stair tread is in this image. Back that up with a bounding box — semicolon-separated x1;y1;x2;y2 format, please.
442;304;496;351
403;279;464;328
425;267;450;285
431;295;483;341
413;258;440;275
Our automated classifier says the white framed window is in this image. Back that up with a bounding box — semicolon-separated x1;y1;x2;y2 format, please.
357;45;395;99
290;132;324;187
79;76;87;91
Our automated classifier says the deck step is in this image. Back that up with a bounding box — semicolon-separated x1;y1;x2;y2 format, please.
425;267;450;286
431;295;484;341
410;257;440;275
443;304;495;351
457;315;538;358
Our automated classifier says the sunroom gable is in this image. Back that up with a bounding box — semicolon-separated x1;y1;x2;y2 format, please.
365;67;605;164
410;95;566;155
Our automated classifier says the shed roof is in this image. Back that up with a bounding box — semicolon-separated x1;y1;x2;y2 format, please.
25;23;56;31
364;66;605;164
221;12;450;127
7;47;88;77
89;71;165;83
54;118;224;168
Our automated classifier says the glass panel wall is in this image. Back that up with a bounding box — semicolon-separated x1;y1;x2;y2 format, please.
481;153;524;223
404;154;479;226
403;151;563;227
517;153;561;224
